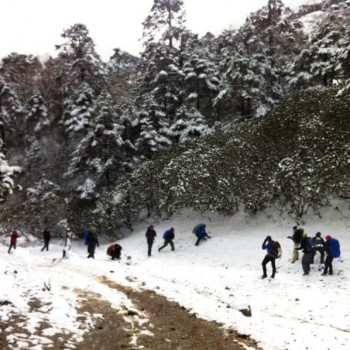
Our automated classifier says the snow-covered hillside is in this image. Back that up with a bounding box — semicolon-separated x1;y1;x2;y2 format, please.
1;207;350;349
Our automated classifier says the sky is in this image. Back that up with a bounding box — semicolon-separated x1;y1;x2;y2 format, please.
0;0;313;61
1;203;350;349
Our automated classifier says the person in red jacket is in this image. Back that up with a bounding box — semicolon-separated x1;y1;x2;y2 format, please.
8;230;19;254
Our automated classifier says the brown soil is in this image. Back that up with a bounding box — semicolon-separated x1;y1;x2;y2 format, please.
76;275;261;350
0;275;261;350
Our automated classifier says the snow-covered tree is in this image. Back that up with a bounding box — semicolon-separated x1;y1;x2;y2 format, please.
0;53;43;103
170;106;210;142
142;0;186;48
65;91;126;186
0;138;21;201
288;11;347;89
62;82;95;134
55;23;108;94
25;92;49;133
0;76;24;143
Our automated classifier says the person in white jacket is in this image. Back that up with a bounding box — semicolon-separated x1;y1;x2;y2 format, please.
63;228;73;258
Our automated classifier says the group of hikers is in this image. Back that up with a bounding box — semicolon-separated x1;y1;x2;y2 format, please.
144;223;211;256
6;223;342;279
262;226;341;279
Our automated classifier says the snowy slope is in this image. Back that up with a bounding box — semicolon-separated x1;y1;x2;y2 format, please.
1;207;350;350
299;10;327;37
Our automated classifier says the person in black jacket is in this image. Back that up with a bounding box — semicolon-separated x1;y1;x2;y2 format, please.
41;228;51;252
261;236;281;279
87;229;99;259
296;233;313;275
145;225;157;256
311;232;325;264
288;226;304;263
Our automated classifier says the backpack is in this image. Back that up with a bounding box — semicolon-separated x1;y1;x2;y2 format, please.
83;228;90;245
163;230;169;239
192;224;204;234
329;238;341;258
270;241;282;258
305;237;315;254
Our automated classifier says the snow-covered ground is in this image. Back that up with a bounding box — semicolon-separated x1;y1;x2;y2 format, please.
1;207;350;350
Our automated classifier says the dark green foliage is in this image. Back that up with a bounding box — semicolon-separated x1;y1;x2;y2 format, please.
124;88;350;220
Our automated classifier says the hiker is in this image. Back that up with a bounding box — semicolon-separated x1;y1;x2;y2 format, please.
311;232;325;264
8;230;19;254
193;224;211;246
145;225;157;256
261;236;281;279
41;228;51;252
84;226;91;247
107;243;122;260
87;229;99;259
288;226;304;263
62;228;73;258
322;235;341;276
296;233;314;275
159;227;175;252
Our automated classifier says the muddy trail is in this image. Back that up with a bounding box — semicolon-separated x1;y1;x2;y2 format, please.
76;275;261;350
0;274;261;350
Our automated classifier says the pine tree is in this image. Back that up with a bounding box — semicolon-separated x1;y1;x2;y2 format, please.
0;138;21;202
0;76;24;143
55;23;108;94
26;92;49;133
65;90;126;187
0;53;43;103
62;82;95;135
288;11;347;89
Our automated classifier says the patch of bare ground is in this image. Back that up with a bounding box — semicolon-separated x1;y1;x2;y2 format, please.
0;298;74;350
82;275;262;350
0;276;261;350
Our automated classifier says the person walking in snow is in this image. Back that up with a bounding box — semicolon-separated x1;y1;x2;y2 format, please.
41;228;51;252
159;227;175;252
288;226;303;263
193;223;211;246
311;232;325;264
62;228;73;258
8;230;19;253
261;236;281;279
322;235;341;276
87;229;99;259
296;233;314;275
145;225;157;256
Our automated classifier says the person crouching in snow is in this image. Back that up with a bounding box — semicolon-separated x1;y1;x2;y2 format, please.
194;224;211;246
261;236;281;279
107;243;122;260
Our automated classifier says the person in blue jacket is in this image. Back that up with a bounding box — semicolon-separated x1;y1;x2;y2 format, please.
194;224;211;246
261;236;280;279
158;228;175;252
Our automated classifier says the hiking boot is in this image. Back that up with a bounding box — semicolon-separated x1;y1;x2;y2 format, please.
329;272;333;275
321;272;327;276
261;275;267;279
303;273;309;276
270;275;275;278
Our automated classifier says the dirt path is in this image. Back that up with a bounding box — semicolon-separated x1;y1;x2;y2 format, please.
0;274;261;350
76;275;261;350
